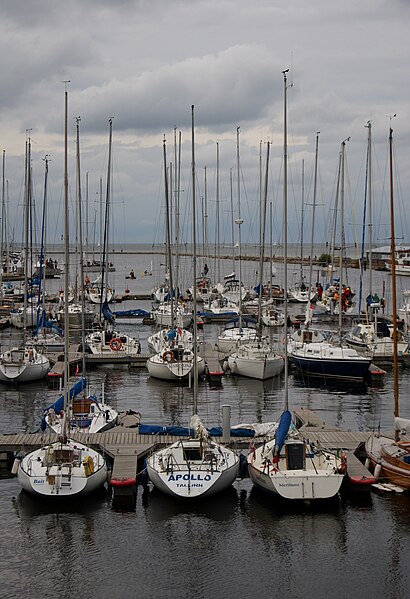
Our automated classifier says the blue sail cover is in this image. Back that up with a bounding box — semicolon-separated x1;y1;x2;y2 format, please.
102;300;149;320
138;424;255;437
40;378;87;431
114;308;149;318
273;410;292;455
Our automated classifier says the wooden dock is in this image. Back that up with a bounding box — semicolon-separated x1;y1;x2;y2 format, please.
2;407;408;504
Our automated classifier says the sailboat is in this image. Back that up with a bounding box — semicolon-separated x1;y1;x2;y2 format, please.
147;134;204;382
290;136;372;381
147;107;240;497
365;124;410;490
216;127;258;353
0;136;50;383
344;121;407;360
17;84;107;497
247;70;345;500
227;141;284;380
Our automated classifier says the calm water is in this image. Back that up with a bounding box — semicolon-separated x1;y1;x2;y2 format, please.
0;252;409;599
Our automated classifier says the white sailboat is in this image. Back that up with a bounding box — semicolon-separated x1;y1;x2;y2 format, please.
365;124;410;490
248;70;345;500
216;128;258;354
17;84;107;497
43;378;118;435
227;141;284;380
147;135;204;382
0;135;50;383
147;107;240;497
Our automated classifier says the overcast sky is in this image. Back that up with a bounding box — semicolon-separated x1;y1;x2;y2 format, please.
0;0;409;251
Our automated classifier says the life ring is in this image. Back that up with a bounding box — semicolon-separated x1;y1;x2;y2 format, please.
109;338;122;351
162;350;175;363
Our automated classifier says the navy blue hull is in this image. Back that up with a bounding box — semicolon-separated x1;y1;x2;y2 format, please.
292;356;371;380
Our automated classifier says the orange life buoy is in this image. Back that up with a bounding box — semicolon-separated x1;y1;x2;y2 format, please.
162;350;175;362
109;338;122;351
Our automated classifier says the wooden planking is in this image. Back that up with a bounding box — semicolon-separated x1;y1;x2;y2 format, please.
202;342;224;372
345;451;373;479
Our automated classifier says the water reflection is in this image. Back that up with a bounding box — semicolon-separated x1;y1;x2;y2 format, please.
143;485;239;523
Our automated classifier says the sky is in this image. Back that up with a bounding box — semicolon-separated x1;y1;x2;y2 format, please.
0;0;409;251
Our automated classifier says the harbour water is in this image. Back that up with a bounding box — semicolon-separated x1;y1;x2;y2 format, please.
0;250;409;599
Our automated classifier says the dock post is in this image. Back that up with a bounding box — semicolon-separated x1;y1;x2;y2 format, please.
221;405;231;442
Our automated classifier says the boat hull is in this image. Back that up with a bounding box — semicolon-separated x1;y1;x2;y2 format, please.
248;462;344;499
228;354;284;380
365;435;410;489
17;440;107;497
147;440;239;498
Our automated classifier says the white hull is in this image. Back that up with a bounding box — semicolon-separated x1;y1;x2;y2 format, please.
248;436;344;500
0;347;50;383
248;461;344;499
147;354;205;381
17;439;107;497
147;328;194;355
10;307;37;329
153;310;192;329
147;439;239;498
217;326;258;355
228;345;284;380
86;329;141;357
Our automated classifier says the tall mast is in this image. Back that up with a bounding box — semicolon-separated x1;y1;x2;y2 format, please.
235;127;243;320
339;138;350;334
62;81;70;440
257;141;270;337
216;142;220;283
100;118;112;322
191;105;198;412
300;158;304;284
306;133;319;326
37;154;49;326
283;68;289;410
163;135;174;328
76;116;87;379
388;124;399;435
0;150;5;303
23;132;32;346
366;121;373;297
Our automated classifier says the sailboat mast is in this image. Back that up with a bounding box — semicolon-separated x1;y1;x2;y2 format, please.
23;133;32;346
37;154;49;324
339;139;349;334
62;82;70;439
163;136;174;327
100;118;112;322
366;122;373;295
236;127;243;320
257;141;270;335
283;69;289;409
308;133;319;305
191;105;198;411
0;150;5;303
76;116;87;379
216;142;221;283
388;126;399;431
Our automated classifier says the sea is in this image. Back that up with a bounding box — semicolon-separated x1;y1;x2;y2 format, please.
0;247;409;599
